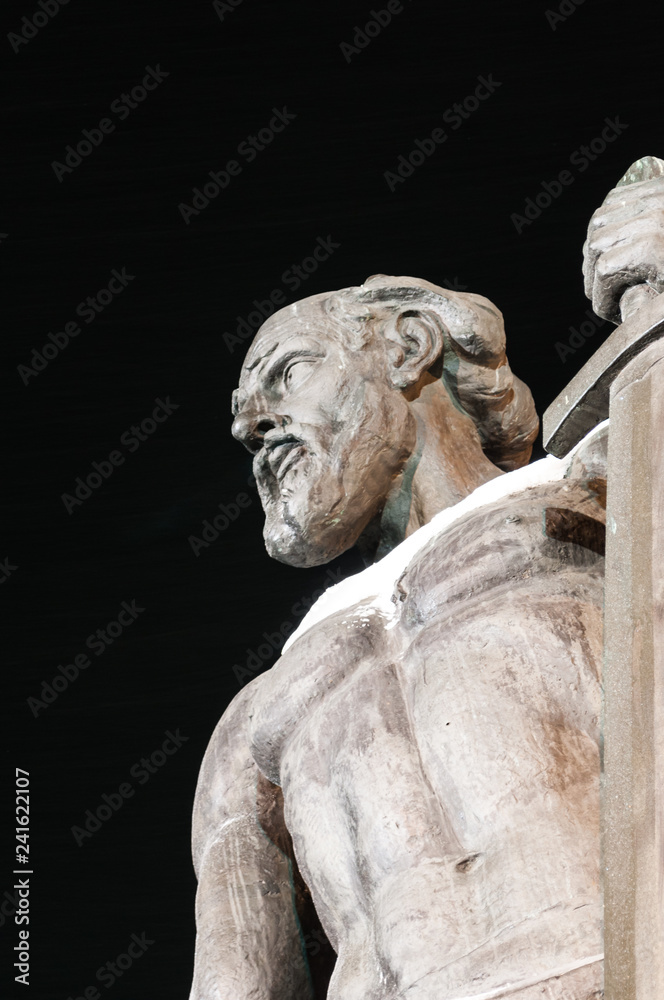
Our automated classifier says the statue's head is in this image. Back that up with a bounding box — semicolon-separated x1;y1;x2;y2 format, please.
232;275;538;567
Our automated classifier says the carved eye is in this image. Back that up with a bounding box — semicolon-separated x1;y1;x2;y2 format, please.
284;359;317;390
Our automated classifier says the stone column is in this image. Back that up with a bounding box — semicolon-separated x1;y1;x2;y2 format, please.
603;337;664;999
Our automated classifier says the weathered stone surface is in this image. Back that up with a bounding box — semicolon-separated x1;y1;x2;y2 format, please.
251;475;605;998
603;338;664;1000
583;156;664;325
190;428;608;998
190;160;664;999
229;276;538;569
542;290;664;458
544;156;664;1000
545;156;664;458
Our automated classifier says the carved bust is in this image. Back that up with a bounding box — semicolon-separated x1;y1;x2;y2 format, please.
188;161;664;999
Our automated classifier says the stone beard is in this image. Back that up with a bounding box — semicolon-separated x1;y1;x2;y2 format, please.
249;324;415;569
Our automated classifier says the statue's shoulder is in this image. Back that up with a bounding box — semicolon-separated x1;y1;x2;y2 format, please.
398;425;607;631
399;472;605;622
200;677;270;784
284;424;608;651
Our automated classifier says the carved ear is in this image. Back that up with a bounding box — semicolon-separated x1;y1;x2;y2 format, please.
383;309;445;389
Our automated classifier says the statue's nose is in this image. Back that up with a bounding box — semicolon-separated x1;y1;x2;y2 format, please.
232;408;285;454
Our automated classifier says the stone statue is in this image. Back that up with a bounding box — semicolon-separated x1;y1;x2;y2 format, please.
189;162;664;1000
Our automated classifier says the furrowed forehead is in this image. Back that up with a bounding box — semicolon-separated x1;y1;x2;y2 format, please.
243;297;332;366
232;315;338;414
241;323;320;379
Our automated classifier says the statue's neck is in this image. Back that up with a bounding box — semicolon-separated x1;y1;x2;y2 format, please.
358;386;503;564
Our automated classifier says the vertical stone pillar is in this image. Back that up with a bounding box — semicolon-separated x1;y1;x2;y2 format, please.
603;338;664;998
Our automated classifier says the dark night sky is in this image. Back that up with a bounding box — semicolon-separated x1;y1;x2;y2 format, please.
3;0;663;997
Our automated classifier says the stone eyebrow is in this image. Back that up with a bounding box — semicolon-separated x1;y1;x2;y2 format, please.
263;345;324;383
245;341;278;372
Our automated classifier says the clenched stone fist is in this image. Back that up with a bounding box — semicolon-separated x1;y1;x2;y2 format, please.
583;155;664;323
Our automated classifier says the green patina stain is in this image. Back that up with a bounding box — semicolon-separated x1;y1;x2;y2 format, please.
374;414;425;561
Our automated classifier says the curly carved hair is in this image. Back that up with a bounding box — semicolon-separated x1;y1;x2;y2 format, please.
323;274;539;472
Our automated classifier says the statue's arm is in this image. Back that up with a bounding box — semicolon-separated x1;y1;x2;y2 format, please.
189;683;313;1000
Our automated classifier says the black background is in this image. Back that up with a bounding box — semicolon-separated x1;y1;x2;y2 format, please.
2;0;663;997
